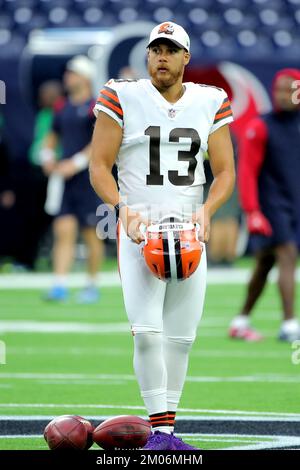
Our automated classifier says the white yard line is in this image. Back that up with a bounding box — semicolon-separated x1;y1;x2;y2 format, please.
0;407;300;420
0;433;299;451
225;436;300;450
0;272;120;289
191;350;291;359
7;347;128;356
179;433;273;440
0;435;42;439
179;434;300;450
0;320;274;337
1;268;300;289
0;415;297;422
0;321;130;334
6;346;291;360
0;373;134;380
0;371;299;384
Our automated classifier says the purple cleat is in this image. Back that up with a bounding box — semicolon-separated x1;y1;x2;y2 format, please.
170;434;200;450
142;431;172;450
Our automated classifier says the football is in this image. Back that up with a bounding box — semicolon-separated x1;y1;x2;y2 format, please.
74;415;94;450
93;415;151;450
44;415;94;450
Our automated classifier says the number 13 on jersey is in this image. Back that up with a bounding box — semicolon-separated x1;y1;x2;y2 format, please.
145;126;201;187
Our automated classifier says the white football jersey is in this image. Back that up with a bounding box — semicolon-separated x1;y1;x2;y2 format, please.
94;79;233;220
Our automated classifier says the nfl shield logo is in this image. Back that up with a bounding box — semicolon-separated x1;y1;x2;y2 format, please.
168;108;176;118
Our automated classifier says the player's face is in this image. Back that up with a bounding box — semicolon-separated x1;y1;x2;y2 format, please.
38;84;62;109
63;71;89;94
273;75;299;111
147;41;190;88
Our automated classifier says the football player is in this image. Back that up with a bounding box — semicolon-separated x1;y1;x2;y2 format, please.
41;55;103;303
230;68;300;342
90;22;235;450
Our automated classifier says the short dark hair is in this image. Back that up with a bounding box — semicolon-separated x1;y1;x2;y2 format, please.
148;38;183;50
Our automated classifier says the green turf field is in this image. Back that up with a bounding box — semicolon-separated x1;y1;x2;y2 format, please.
0;273;300;450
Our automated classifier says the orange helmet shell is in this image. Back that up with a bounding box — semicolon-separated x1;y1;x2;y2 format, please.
142;222;203;282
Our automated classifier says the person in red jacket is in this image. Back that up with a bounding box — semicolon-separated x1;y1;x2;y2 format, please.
229;68;300;342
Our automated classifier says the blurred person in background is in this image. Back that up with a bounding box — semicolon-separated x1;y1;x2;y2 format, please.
0;111;17;266
27;81;64;265
208;185;240;266
0;111;12;209
41;55;103;303
29;80;64;166
204;150;240;267
230;68;300;342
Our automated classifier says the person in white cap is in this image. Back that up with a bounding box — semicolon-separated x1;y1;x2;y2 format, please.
40;55;104;303
90;22;235;449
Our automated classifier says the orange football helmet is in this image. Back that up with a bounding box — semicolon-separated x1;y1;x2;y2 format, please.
142;222;203;282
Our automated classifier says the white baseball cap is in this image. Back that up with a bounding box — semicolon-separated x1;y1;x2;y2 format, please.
66;55;96;81
147;22;190;52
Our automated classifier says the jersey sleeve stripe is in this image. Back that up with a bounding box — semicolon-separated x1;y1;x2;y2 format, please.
102;85;119;98
215;105;231;117
97;97;124;120
218;97;230;110
100;87;121;105
97;92;122;112
214;97;232;124
213;109;233;124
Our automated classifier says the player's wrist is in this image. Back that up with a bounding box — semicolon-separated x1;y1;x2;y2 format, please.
72;152;89;172
40;148;56;164
114;201;127;212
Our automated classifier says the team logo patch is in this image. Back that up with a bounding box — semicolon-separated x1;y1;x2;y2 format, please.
158;22;174;35
168;108;176;118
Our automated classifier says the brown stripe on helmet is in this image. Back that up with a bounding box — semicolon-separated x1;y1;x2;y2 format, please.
162;236;171;280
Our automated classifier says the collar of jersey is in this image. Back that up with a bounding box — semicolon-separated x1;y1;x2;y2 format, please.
147;80;189;108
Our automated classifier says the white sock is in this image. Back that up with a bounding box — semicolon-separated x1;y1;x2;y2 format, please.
86;275;97;287
282;318;300;332
133;332;168;415
153;427;172;434
54;275;67;287
167;391;181;416
231;315;250;329
163;336;194;428
141;389;167;417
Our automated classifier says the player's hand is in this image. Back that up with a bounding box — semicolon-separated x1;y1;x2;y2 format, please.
55;160;78;179
246;210;273;236
119;205;147;244
192;204;211;242
42;160;56;176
